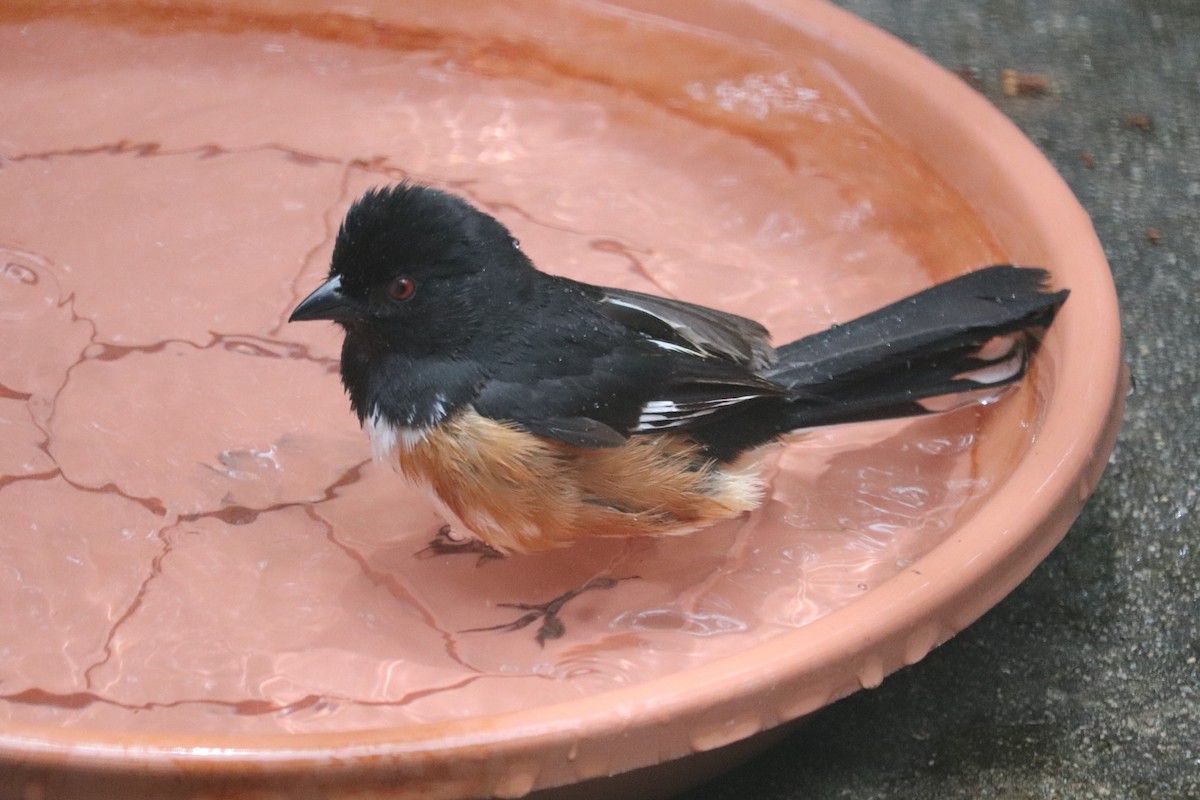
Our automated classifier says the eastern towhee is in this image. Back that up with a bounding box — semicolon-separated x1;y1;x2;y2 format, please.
289;183;1068;554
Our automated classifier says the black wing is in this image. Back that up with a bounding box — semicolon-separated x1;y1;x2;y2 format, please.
597;286;777;370
472;278;785;448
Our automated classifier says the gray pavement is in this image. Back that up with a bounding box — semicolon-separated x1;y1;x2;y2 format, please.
682;1;1200;798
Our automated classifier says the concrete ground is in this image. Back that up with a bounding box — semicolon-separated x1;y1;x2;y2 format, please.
682;1;1200;798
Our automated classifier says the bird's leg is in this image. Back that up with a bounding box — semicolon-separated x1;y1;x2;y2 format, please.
440;524;469;543
461;575;637;646
415;524;504;564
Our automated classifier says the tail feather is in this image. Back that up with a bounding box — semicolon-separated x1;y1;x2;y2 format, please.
766;265;1068;429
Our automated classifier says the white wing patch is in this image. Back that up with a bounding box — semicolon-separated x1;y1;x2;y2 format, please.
598;289;775;370
633;394;762;432
650;338;706;357
602;296;709;359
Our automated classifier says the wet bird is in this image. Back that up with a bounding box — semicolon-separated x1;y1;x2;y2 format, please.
289;183;1068;554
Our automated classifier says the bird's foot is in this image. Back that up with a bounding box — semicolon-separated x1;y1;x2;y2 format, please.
415;525;504;565
462;575;637;646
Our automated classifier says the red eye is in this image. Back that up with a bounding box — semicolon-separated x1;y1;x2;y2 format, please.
387;276;415;301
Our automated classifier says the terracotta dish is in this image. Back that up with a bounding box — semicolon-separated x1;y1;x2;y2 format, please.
0;0;1124;798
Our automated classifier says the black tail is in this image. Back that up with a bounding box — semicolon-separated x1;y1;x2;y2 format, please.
765;265;1069;430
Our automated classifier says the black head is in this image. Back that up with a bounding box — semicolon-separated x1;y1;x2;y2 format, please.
289;183;535;357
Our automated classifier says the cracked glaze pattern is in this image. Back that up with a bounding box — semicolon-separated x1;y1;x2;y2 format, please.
0;3;1029;735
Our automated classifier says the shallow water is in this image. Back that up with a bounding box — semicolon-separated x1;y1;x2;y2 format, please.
0;1;1022;734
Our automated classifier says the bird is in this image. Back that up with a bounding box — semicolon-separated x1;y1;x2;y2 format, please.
289;182;1069;555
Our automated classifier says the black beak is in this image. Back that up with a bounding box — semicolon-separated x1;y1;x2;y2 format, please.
289;275;358;323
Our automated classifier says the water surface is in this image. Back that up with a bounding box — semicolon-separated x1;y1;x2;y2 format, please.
0;1;1023;734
